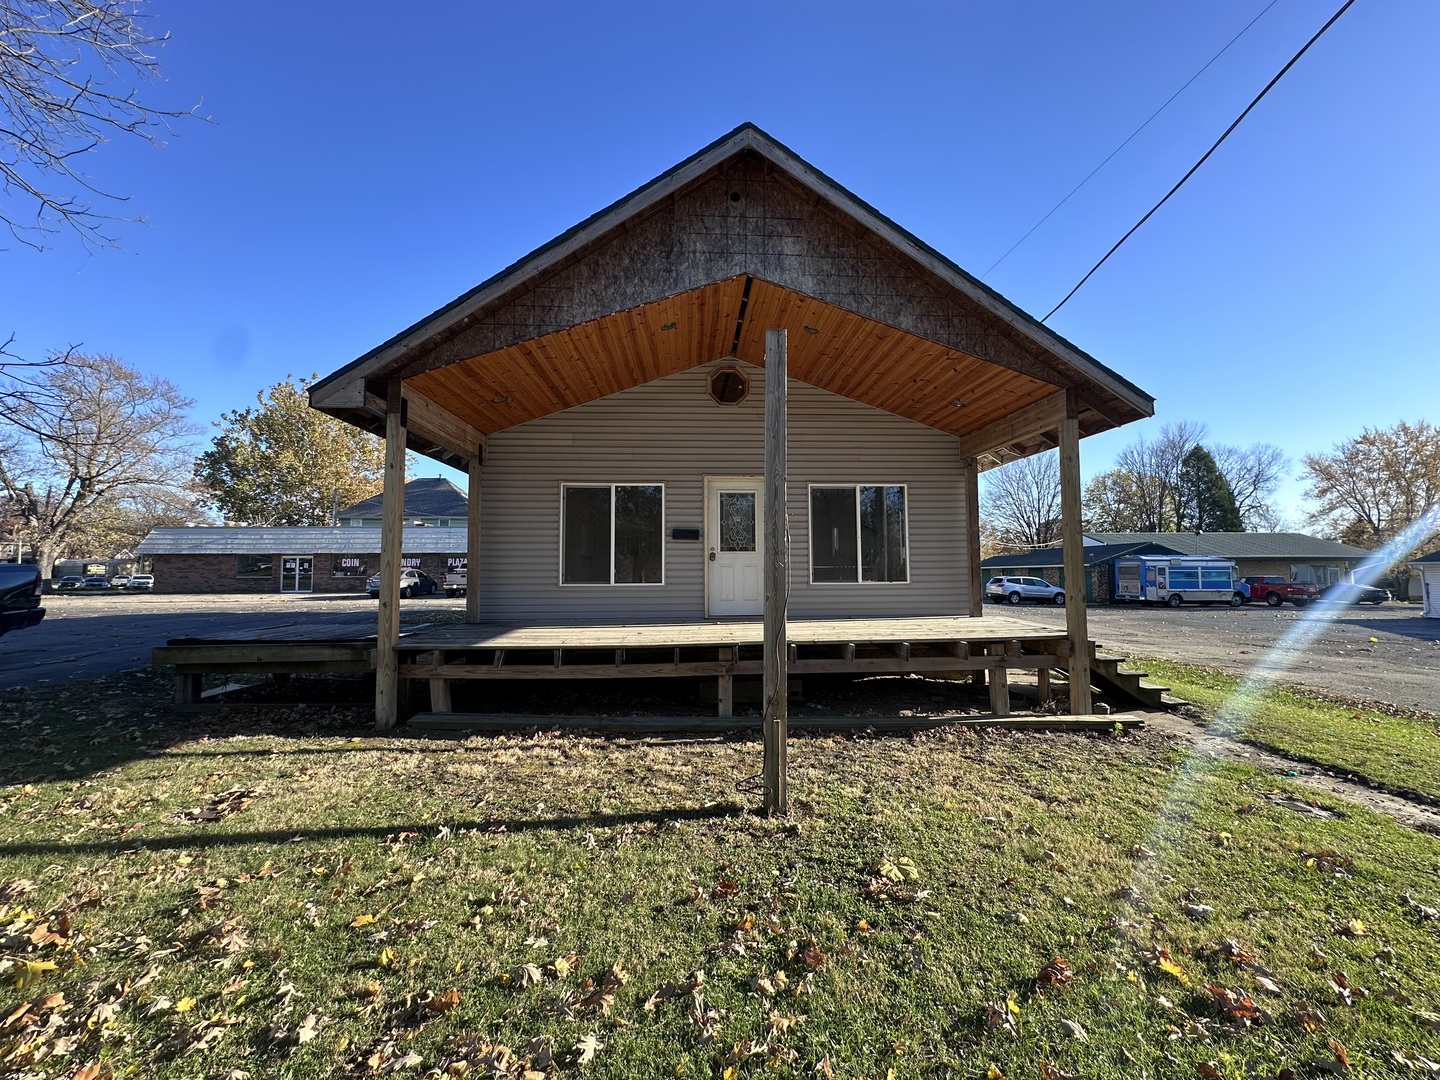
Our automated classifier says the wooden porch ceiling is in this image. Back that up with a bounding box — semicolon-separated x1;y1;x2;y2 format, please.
406;276;1067;445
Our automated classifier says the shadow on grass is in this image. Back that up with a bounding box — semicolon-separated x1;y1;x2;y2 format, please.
0;803;745;858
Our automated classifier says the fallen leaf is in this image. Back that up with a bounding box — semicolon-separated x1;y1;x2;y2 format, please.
424;988;460;1014
13;959;57;990
349;914;376;928
1328;1037;1350;1069
1059;1017;1088;1042
1035;957;1073;992
174;997;197;1013
295;1014;320;1043
512;963;544;989
573;1032;603;1064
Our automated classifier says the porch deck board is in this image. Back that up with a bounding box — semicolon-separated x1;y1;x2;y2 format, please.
396;614;1062;652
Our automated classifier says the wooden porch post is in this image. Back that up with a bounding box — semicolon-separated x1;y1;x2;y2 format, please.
762;328;789;816
962;457;984;617
375;381;407;729
1058;401;1092;714
465;444;482;623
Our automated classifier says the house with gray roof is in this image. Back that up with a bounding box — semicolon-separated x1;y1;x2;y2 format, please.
338;477;468;527
983;541;1185;603
1084;532;1376;586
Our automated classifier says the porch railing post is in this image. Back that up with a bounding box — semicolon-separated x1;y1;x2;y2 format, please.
1058;399;1092;714
763;328;789;816
376;380;407;729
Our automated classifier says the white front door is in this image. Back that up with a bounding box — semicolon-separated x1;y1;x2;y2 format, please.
706;478;764;617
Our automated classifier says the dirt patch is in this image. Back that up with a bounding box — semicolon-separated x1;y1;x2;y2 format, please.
1138;706;1440;835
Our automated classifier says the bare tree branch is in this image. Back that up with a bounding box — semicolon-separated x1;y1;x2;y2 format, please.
0;0;206;250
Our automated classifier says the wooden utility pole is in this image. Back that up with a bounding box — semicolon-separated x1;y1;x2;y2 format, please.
762;328;789;816
962;457;984;617
1058;400;1092;714
375;381;408;729
465;444;483;623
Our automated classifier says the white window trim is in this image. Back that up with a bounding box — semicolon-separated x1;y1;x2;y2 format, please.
558;482;667;587
805;483;911;586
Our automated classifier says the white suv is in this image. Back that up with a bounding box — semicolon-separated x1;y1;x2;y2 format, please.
985;575;1066;606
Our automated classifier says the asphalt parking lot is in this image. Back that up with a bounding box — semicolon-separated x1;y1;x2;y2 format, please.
0;590;464;690
992;600;1440;713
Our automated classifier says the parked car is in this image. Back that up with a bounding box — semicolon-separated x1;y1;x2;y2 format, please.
127;574;155;590
55;575;84;590
1242;576;1320;608
442;567;468;598
1317;581;1390;605
985;575;1065;606
366;568;439;599
82;575;109;589
0;564;46;637
109;574;132;588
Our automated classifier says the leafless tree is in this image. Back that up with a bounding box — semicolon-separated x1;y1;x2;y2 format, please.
1;0;203;249
0;352;197;577
1212;442;1288;531
980;451;1061;551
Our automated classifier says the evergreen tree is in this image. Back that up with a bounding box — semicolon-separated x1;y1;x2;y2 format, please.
1179;446;1243;532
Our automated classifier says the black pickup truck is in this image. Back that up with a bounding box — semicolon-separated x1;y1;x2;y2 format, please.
0;563;46;637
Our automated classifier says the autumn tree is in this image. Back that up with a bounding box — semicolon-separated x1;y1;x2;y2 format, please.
194;375;386;526
1211;442;1288;531
980;451;1061;551
0;0;201;249
1083;469;1157;532
1177;446;1243;532
1302;420;1440;553
0;352;197;576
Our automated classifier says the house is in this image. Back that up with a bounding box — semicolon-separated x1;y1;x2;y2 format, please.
1084;532;1375;586
306;123;1156;726
135;526;467;593
1413;550;1440;618
982;542;1184;603
338;477;468;528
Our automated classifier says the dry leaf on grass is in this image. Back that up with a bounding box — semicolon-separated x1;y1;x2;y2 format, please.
573;1032;603;1064
1035;957;1073;992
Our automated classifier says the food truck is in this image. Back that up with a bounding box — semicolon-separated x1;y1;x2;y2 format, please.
1113;555;1247;607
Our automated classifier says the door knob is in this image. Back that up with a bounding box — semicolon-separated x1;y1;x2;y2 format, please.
709;550;717;562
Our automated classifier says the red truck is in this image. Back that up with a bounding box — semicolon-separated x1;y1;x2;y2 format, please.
1243;576;1320;607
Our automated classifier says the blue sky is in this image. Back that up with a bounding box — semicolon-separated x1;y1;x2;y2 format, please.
5;0;1436;523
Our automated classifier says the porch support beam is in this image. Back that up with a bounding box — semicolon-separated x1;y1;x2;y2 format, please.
762;328;789;817
962;457;984;616
375;379;407;729
364;387;487;469
955;390;1068;461
465;445;483;623
1058;396;1092;715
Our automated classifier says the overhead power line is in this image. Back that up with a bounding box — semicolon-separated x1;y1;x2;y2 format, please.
1042;0;1358;324
982;0;1280;280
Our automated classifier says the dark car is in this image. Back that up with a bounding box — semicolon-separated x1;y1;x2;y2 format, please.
1317;581;1390;605
0;563;46;637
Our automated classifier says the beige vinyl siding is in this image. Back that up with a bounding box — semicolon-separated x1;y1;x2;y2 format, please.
479;360;969;622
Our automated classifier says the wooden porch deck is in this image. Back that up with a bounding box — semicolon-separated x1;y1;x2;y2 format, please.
397;614;1072;718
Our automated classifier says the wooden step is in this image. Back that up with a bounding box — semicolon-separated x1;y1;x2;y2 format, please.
405;713;1146;735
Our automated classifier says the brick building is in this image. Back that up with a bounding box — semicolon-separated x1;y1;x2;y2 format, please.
135;526;467;594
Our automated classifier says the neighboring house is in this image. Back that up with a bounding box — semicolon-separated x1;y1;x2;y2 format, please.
1083;532;1375;587
1413;550;1440;618
305;123;1157;723
135;527;467;594
338;477;468;528
982;542;1184;604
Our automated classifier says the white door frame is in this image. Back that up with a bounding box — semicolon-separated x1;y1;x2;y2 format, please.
703;475;764;618
280;554;314;593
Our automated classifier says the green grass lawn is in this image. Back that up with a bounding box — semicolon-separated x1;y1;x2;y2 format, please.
3;670;1440;1078
1137;656;1440;803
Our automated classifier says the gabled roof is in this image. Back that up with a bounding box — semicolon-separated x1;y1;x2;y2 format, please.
136;526;468;556
1413;550;1440;565
309;123;1154;469
982;542;1183;569
337;477;468;521
1084;532;1375;561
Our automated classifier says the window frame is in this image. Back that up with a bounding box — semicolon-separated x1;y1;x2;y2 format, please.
558;482;667;587
806;482;911;586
